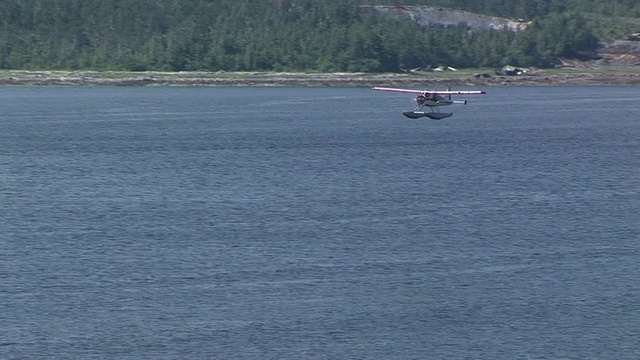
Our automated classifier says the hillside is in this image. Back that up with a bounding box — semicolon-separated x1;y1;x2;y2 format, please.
370;5;640;68
0;0;638;72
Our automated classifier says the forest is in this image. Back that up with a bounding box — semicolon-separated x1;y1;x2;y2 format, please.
0;0;639;72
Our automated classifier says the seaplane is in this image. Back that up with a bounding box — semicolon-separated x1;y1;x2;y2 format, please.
372;86;486;119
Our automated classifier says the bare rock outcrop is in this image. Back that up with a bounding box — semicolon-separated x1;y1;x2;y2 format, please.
365;5;529;32
598;40;640;66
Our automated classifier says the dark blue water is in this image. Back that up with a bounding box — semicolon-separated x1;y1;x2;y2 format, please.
2;85;639;359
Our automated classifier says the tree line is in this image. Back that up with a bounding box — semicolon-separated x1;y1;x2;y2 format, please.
0;0;635;72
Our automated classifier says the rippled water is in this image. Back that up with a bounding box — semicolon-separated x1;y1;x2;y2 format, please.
2;86;640;359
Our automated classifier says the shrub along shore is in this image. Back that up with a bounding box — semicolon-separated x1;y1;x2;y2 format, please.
2;69;640;87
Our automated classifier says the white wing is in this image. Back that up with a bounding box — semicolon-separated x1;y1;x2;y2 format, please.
372;87;485;95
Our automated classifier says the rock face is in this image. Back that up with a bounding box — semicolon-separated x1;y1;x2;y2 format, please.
366;5;529;32
598;41;640;66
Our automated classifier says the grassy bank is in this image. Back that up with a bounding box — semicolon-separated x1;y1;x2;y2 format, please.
2;68;640;87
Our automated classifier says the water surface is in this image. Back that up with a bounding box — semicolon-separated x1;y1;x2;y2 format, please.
1;86;639;359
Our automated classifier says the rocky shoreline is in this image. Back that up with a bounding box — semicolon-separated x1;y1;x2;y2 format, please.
2;69;640;87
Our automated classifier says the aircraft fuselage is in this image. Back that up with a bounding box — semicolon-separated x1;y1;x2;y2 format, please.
417;94;453;107
417;94;467;107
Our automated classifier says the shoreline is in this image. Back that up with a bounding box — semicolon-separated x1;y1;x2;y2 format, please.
2;69;640;87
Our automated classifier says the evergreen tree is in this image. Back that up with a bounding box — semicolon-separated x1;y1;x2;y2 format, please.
0;0;633;71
